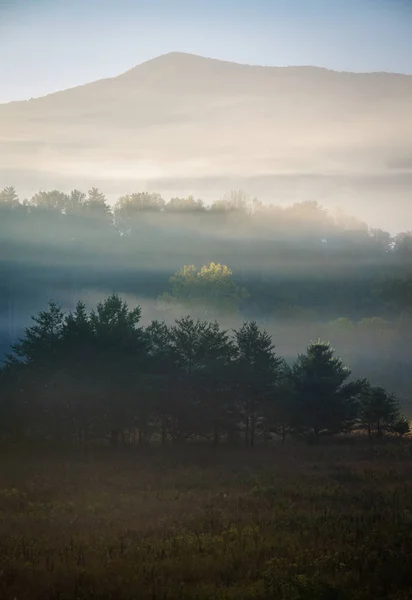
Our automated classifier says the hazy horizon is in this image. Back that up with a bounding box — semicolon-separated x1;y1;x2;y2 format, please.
1;50;412;232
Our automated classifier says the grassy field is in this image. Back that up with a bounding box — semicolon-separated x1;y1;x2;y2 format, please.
1;440;412;599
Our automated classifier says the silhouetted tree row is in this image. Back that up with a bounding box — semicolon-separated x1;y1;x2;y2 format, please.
0;295;408;446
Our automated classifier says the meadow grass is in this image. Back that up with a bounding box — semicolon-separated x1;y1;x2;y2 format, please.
1;440;412;599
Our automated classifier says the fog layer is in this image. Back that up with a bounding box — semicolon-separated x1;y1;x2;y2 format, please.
1;53;412;232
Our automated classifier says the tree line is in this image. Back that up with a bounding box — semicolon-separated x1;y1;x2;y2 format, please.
2;186;412;311
1;185;412;330
1;294;408;446
1;186;412;262
1;186;411;410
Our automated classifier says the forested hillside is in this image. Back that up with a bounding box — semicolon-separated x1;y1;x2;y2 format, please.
1;186;411;410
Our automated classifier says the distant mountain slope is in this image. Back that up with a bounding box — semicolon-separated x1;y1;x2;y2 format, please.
1;52;411;231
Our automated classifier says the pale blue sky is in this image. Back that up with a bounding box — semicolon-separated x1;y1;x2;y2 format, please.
1;0;412;102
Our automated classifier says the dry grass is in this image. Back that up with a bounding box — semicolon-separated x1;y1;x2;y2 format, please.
1;440;412;599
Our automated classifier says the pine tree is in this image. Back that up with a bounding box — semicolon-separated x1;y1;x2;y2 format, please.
234;322;282;447
291;340;363;440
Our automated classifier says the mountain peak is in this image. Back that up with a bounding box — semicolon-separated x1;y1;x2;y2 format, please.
1;51;411;232
122;52;229;76
122;52;410;79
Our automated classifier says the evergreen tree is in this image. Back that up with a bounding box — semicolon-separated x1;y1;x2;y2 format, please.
6;302;65;438
266;365;295;444
291;340;363;440
390;415;410;437
86;188;112;220
8;302;65;367
89;294;148;445
0;186;19;208
234;322;282;446
359;384;402;438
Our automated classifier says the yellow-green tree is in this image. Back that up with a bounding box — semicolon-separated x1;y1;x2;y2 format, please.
159;262;249;318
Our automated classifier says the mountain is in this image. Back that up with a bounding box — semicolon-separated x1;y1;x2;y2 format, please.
1;52;412;231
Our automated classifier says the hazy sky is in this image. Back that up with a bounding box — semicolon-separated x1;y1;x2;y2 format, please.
1;0;412;102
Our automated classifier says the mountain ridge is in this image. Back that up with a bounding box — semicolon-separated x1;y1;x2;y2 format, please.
2;52;411;107
1;52;411;231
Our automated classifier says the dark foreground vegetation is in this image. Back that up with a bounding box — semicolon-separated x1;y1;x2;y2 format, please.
2;442;412;600
1;294;408;445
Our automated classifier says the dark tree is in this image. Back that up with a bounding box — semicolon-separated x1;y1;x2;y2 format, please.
359;384;402;438
234;321;282;447
291;340;363;440
266;365;295;444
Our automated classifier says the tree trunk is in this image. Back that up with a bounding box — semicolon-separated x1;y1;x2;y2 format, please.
77;428;83;445
377;419;382;438
161;418;167;445
110;428;119;447
228;426;237;447
250;413;256;448
213;423;220;446
245;414;250;447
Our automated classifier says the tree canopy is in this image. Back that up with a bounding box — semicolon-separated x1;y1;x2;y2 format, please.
1;294;408;446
